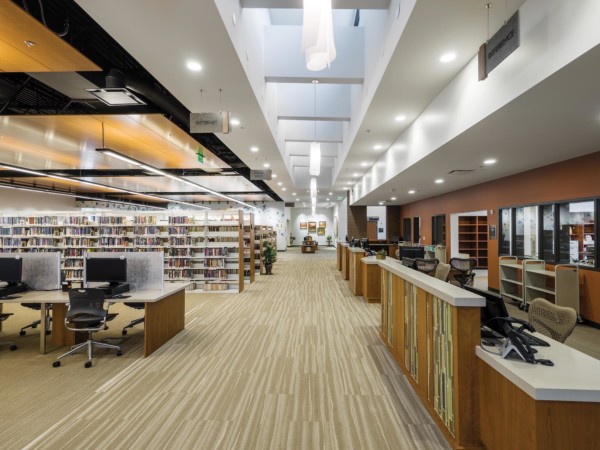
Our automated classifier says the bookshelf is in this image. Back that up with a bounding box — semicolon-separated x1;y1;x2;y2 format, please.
458;215;488;268
0;210;268;293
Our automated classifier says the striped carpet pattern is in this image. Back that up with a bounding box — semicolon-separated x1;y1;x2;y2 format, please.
1;248;448;450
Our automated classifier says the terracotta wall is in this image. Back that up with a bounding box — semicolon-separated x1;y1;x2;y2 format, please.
397;151;600;323
386;206;402;241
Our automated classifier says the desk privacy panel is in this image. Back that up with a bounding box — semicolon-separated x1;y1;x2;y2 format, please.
85;251;163;291
0;253;61;290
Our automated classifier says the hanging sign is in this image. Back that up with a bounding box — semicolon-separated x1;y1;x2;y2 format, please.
480;10;520;79
190;111;230;134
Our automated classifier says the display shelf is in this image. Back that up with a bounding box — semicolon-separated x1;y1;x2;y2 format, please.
458;215;488;268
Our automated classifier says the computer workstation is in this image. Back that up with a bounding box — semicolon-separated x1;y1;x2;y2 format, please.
85;256;130;298
0;257;28;299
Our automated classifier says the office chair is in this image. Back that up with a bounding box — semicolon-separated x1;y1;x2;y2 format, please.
434;262;451;282
528;298;577;343
414;258;439;276
121;302;145;335
52;288;121;368
0;313;17;351
19;303;52;336
449;257;477;288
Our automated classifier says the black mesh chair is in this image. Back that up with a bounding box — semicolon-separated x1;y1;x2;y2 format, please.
449;257;477;288
121;303;145;335
0;313;17;351
414;258;439;276
52;288;121;368
19;303;52;336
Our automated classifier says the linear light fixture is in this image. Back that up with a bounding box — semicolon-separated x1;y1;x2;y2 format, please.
302;0;336;71
0;163;208;210
97;148;257;209
309;79;321;176
310;177;317;199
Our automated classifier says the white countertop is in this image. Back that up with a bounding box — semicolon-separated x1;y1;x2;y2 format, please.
348;246;366;253
0;282;190;304
476;342;600;402
377;259;485;307
362;256;390;265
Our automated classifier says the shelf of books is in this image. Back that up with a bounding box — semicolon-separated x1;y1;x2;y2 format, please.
0;209;263;293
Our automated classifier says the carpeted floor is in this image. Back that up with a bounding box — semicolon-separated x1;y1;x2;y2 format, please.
0;247;449;450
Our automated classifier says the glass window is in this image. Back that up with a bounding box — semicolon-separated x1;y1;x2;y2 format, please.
432;215;446;246
500;208;511;255
558;201;595;267
541;205;555;261
515;206;538;258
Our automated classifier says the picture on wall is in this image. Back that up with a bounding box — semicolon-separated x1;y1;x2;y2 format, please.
308;222;317;233
300;222;307;230
318;221;326;228
317;227;325;236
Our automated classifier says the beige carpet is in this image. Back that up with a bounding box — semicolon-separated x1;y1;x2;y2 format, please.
0;248;448;450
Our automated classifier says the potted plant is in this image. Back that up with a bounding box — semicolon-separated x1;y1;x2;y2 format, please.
262;240;276;274
376;249;387;260
326;235;332;246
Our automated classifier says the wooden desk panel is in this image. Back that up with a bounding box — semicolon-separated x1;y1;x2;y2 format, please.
361;260;381;303
144;288;185;357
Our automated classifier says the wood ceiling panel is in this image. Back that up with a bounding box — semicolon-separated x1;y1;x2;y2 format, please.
0;0;101;72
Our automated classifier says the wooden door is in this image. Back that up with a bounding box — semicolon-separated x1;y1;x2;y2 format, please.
367;221;378;241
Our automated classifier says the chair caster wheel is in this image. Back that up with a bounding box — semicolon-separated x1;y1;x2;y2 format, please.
19;330;26;336
45;330;51;336
32;324;38;329
10;344;17;351
122;330;128;336
52;361;60;367
116;351;122;357
84;361;92;368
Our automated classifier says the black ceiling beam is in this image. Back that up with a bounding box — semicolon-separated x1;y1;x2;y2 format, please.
134;191;266;196
0;168;240;178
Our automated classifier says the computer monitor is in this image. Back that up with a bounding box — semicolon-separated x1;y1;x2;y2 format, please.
85;257;127;286
361;238;370;250
0;257;23;286
463;285;508;336
399;246;425;260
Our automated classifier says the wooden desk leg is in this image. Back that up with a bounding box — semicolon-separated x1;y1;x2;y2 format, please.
50;304;77;350
40;302;47;354
144;290;185;357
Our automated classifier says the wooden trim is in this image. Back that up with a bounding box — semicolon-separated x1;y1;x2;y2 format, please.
361;262;381;303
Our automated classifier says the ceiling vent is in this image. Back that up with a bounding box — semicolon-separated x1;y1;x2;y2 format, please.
447;169;476;175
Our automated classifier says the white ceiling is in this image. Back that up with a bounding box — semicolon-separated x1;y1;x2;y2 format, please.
71;0;600;209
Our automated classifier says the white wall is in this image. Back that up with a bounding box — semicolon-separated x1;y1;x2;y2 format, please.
291;207;335;247
0;188;77;212
334;196;348;242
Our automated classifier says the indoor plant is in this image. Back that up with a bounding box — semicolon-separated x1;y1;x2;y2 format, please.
262;240;277;274
376;249;387;260
326;235;332;246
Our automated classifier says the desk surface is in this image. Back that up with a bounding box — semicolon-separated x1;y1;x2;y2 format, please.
0;282;189;304
476;341;600;402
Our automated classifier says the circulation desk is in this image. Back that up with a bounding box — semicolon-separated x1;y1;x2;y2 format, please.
477;340;600;450
378;259;485;450
1;282;188;357
360;255;386;303
348;247;366;296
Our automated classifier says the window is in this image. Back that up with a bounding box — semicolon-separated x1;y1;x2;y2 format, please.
500;208;511;255
558;201;595;267
514;206;538;258
432;215;446;246
541;204;555;261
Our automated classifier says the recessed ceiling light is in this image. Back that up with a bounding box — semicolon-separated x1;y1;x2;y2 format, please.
296;198;299;201
231;119;240;126
326;198;330;201
440;52;456;63
282;188;287;191
312;79;319;84
346;181;352;185
328;192;332;195
277;182;282;186
408;189;416;194
391;197;397;201
374;144;382;150
352;173;360;177
263;163;270;168
272;174;278;178
292;192;296;196
343;187;350;190
186;60;203;71
394;115;406;122
361;162;368;167
250;146;259;152
483;158;497;165
24;40;36;48
435;178;444;184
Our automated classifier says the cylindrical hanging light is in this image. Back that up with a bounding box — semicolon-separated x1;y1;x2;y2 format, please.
311;196;316;214
310;177;317;199
309;141;321;176
302;0;336;71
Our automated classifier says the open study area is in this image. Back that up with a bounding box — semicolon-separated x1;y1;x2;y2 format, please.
2;0;600;449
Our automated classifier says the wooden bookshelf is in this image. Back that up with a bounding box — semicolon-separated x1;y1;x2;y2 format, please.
458;215;488;268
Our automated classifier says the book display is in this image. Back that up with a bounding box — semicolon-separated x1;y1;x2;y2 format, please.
0;210;267;293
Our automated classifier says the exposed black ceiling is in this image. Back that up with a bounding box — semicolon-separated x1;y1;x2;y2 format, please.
0;0;282;202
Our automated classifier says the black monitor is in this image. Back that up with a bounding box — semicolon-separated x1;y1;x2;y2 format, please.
361;238;370;249
85;257;127;285
399;246;425;260
390;235;400;244
464;285;509;336
0;257;23;286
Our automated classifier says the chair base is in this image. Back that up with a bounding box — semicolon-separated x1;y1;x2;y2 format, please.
122;317;144;336
53;335;121;368
20;313;52;336
0;341;17;351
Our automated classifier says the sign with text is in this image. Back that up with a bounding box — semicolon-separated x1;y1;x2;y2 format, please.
250;169;272;181
485;10;520;75
190;111;230;134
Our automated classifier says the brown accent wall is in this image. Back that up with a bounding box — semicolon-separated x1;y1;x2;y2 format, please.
386;205;402;241
397;151;600;323
347;205;367;240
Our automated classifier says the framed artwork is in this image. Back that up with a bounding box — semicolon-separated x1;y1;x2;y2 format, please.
317;227;325;236
308;222;317;233
318;221;326;228
300;222;307;230
489;224;497;240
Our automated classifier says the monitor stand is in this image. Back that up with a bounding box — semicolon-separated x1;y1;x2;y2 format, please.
99;282;130;298
0;282;27;299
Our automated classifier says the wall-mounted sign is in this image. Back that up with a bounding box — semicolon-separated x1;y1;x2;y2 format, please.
190;111;230;134
367;216;379;221
250;169;272;181
479;10;520;80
